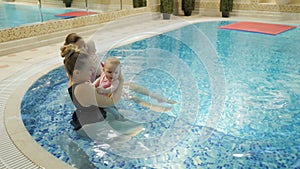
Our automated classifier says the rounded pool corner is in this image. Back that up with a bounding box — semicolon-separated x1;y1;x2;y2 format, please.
3;64;74;169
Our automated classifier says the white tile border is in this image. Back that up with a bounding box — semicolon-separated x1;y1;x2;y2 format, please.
2;57;73;168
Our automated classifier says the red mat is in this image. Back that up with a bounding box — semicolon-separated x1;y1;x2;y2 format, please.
218;22;296;35
55;11;98;18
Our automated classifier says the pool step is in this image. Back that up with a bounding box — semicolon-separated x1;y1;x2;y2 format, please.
0;23;103;56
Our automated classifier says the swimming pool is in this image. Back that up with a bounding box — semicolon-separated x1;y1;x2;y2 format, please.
0;3;75;30
21;21;300;168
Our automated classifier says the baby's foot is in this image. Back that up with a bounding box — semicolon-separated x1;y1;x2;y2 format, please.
155;97;177;104
165;99;177;104
122;93;134;101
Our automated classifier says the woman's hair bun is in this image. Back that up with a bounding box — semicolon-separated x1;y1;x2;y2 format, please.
60;44;80;58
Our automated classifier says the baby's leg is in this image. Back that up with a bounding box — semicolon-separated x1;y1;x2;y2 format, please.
124;82;176;104
130;96;172;112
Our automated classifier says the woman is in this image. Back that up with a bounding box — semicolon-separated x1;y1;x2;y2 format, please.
63;33;101;82
61;44;143;142
63;33;177;113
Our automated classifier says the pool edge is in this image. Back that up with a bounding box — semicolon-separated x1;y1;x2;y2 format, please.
4;63;74;169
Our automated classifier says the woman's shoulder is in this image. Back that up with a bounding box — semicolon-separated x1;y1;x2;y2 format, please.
78;81;94;87
74;82;94;93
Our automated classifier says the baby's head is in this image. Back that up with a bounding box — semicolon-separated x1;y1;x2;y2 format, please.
103;57;121;80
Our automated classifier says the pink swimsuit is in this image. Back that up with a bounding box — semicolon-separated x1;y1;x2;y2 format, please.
96;73;112;89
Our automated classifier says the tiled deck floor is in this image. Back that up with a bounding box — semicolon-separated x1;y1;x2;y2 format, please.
0;13;299;168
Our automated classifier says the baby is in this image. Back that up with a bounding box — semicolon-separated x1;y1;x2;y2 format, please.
93;57;123;120
93;57;121;96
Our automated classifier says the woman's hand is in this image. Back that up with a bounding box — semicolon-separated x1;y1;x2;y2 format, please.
118;70;124;82
111;71;124;103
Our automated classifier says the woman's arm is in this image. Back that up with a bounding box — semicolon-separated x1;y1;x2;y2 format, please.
74;83;115;107
98;79;120;94
110;75;124;103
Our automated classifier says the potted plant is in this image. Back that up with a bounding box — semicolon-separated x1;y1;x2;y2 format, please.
63;0;72;7
160;0;173;19
219;0;233;17
182;0;195;16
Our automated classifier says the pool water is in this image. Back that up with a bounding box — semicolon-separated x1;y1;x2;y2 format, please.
0;3;75;30
21;21;300;168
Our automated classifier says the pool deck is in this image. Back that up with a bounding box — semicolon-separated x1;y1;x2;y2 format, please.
0;13;299;168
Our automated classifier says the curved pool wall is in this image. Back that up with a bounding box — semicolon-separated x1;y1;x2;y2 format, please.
20;20;300;168
4;64;73;169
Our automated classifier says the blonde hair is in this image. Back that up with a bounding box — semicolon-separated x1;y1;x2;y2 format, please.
104;57;120;67
60;44;89;77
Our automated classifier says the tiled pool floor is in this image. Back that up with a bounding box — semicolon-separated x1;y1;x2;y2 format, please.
0;14;299;168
